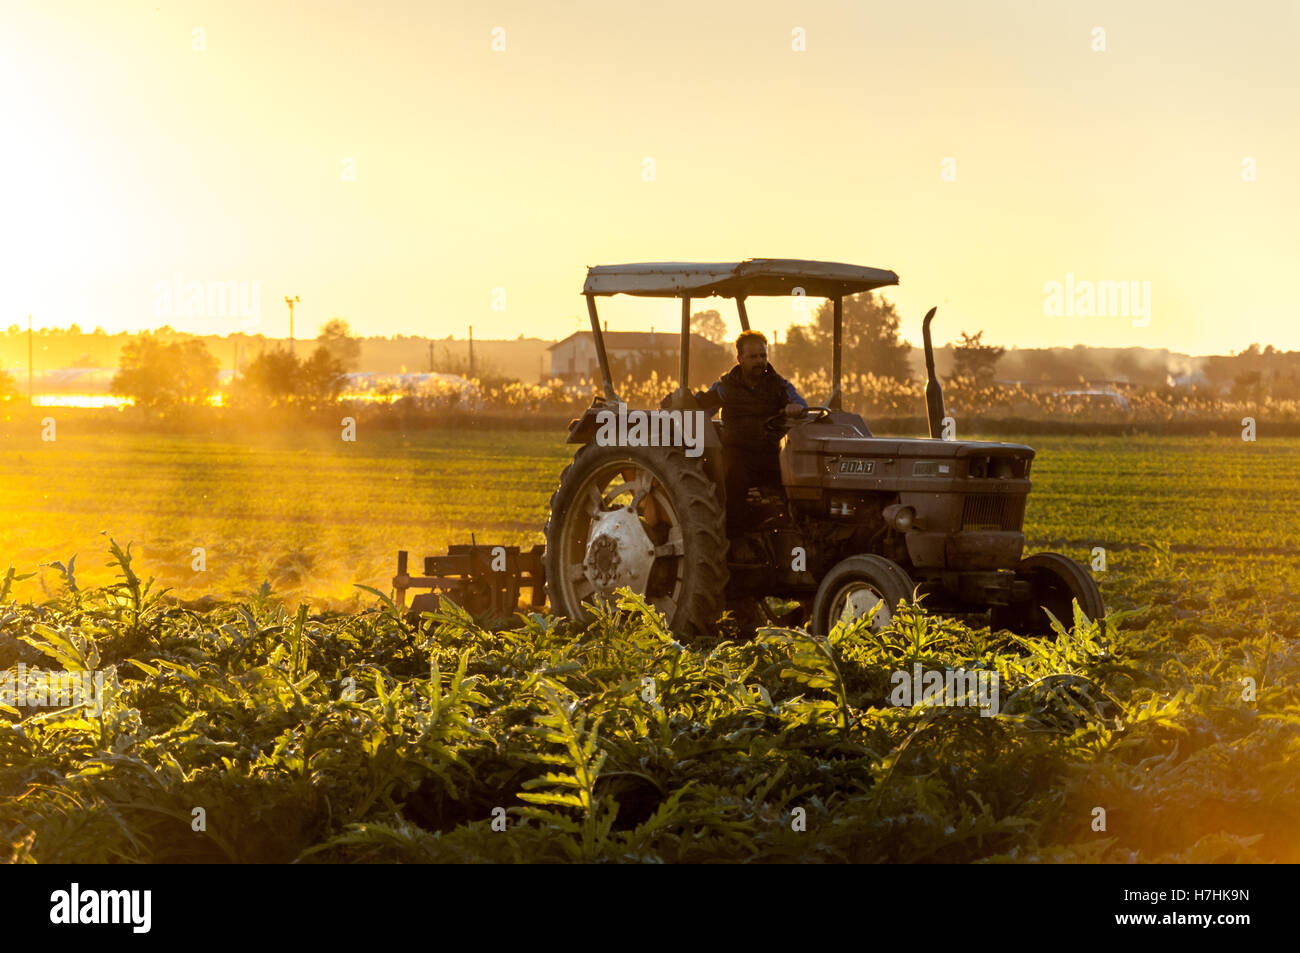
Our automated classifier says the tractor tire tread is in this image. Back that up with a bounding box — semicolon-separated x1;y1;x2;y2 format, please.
543;442;728;640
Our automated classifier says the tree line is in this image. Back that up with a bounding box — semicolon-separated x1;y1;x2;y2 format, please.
12;293;1289;412
684;295;1005;385
0;301;1005;410
107;319;361;412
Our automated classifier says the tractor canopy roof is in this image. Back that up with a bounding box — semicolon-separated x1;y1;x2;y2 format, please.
582;259;899;299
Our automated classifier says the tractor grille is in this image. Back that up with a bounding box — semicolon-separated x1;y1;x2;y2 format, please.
962;494;1024;531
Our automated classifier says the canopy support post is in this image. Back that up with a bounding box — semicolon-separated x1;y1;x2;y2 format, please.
678;297;691;396
586;294;618;402
736;296;750;332
830;295;843;410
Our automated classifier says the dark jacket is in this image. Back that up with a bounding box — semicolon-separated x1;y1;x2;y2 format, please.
694;364;806;448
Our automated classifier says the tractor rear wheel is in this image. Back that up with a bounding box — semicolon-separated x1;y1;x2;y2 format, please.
991;552;1104;636
543;442;728;639
811;555;915;636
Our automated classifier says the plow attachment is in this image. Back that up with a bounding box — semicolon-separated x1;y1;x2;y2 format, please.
394;545;547;622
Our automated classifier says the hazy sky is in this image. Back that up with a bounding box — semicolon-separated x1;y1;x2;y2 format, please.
2;0;1296;354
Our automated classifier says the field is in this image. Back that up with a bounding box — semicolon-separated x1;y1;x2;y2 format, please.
5;427;1297;604
0;428;572;606
1;426;1298;862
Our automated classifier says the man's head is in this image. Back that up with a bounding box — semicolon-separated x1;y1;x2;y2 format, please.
736;330;768;381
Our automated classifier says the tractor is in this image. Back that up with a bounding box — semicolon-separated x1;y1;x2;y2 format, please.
395;258;1104;641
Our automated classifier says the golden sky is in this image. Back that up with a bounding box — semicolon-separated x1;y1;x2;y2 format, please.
1;0;1296;354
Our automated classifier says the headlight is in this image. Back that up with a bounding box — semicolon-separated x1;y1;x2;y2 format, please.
882;503;915;531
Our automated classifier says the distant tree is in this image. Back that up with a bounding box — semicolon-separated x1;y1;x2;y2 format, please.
692;309;727;346
232;349;300;408
780;292;912;381
110;335;220;410
1231;369;1263;403
951;330;1006;383
1046;350;1086;383
317;318;362;371
231;345;347;409
299;346;348;407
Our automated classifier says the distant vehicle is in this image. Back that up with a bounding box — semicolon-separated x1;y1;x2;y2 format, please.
1052;389;1132;412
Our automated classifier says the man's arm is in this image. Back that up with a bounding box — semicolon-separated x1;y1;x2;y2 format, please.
661;381;723;415
782;378;807;409
694;381;724;416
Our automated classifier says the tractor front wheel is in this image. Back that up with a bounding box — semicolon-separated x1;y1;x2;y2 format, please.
543;442;728;639
811;554;915;636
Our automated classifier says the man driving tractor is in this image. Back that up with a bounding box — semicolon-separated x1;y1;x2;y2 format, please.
686;330;806;538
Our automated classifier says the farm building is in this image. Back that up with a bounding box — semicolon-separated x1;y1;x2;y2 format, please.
547;331;729;383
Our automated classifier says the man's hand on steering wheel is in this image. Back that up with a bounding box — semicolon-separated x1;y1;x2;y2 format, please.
765;404;832;434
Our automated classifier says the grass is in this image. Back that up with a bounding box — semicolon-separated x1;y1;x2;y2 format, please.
3;428;1297;602
0;429;571;606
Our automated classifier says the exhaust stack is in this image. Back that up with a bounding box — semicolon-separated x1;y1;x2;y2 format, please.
922;307;945;439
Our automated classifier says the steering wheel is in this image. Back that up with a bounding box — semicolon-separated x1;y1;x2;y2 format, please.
764;405;833;434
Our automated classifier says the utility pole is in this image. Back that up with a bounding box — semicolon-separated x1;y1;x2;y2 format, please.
284;296;299;355
27;315;33;406
468;325;474;379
